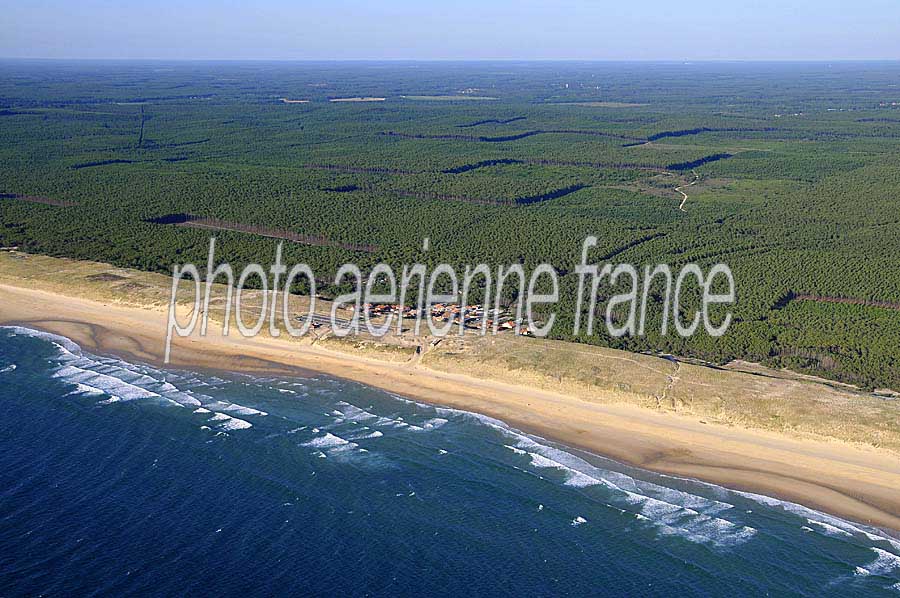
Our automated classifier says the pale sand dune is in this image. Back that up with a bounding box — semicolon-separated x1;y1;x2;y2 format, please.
1;257;900;532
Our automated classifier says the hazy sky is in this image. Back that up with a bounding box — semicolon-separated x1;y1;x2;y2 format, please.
3;0;898;61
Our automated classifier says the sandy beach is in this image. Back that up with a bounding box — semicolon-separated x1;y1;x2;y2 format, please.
2;274;900;534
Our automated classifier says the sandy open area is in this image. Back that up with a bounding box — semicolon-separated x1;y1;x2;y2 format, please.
1;256;899;534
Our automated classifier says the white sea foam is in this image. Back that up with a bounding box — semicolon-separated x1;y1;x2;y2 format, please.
0;363;16;373
865;548;900;576
3;326;82;356
806;518;853;538
348;430;383;440
208;412;252;431
303;432;352;449
571;516;587;527
53;365;161;401
735;489;900;553
21;328;272;426
331;401;429;433
65;382;105;397
498;422;752;547
205;401;268;417
299;430;381;462
46;350;215;410
333;402;379;423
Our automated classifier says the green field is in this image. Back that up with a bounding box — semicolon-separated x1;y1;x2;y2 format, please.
2;60;900;390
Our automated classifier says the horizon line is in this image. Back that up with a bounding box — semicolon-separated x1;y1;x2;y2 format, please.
2;57;900;64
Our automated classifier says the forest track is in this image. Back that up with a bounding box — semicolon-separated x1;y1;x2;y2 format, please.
674;169;700;212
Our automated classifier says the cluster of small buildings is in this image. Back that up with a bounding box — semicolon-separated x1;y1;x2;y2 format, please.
357;303;533;335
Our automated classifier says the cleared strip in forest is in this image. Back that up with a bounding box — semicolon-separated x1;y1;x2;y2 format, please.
457;116;526;128
380;129;642;143
781;292;900;312
328;183;588;206
324;184;360;193
307;158;665;177
622;127;779;147
303;163;417;175
443;158;666;174
678;243;778;264
442;159;524;174
145;214;378;253
666;153;733;171
525;158;665;172
136;105;145;148
71;159;136;170
164;139;210;148
389;184;588;206
0;193;78;207
596;233;667;261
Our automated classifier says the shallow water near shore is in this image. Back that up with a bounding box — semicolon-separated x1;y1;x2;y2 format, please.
1;326;899;596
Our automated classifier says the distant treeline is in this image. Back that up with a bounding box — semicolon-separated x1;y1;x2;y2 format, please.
443;158;665;174
457;116;527;128
145;214;378;253
380;129;641;143
125;94;215;103
325;183;588;206
0;109;40;116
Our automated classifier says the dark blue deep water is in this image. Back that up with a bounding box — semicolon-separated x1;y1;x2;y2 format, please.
1;326;899;597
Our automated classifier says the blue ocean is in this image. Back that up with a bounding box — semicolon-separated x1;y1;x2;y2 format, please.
1;326;899;596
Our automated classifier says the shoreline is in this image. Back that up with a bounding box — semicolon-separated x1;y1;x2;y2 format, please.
2;281;900;534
